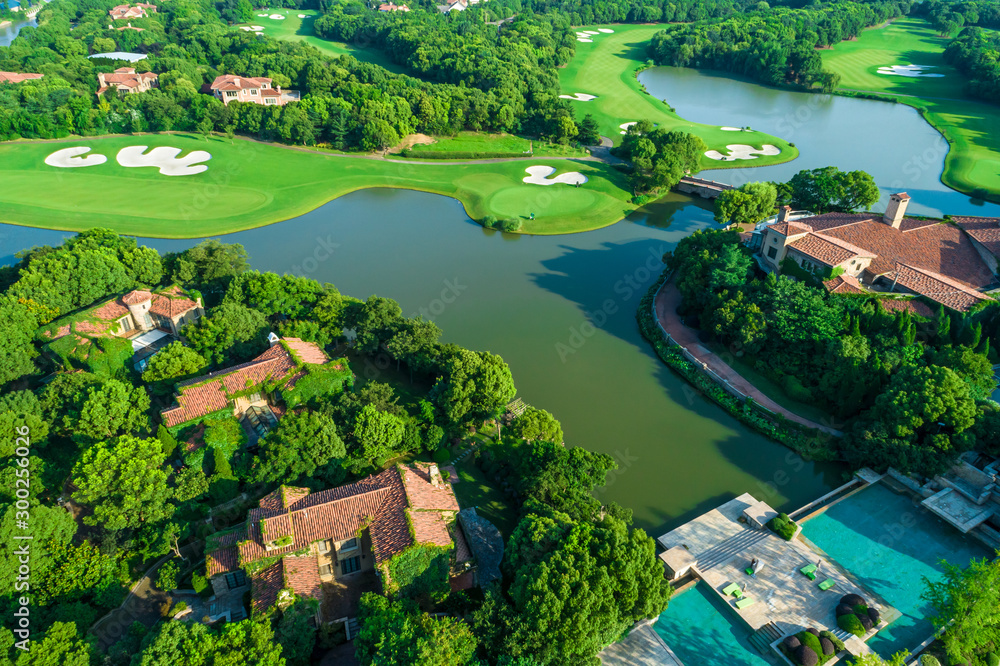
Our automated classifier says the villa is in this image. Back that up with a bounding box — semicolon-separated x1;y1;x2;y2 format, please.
378;2;410;10
208;74;297;107
108;3;156;19
205;463;478;618
96;67;158;96
753;194;1000;312
438;0;468;11
0;71;43;84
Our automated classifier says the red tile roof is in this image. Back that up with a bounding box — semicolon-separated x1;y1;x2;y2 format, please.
250;555;323;613
788;233;873;267
769;222;813;237
953;216;1000;260
122;289;153;305
823;274;865;294
285;337;329;365
878;298;936;318
0;72;43;84
890;263;993;312
149;293;199;318
210;75;274;91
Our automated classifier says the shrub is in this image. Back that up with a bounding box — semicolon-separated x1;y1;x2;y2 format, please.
837;613;865;637
918;655;940;666
500;218;522;233
819;631;844;653
784;636;802;651
799;630;823;656
192;573;211;598
835;603;854;618
767;513;798;541
858;613;873;632
840;594;865;607
819;636;834;656
158;424;178;459
867;607;880;625
432;448;450;464
987;654;1000;666
480;215;497;229
794;644;819;666
168;601;188;618
157;559;179;591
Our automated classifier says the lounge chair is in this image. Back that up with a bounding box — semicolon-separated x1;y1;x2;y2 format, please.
818;579;836;591
722;582;740;596
735;597;755;609
800;563;818;580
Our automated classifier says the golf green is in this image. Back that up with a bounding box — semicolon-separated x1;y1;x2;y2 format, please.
558;24;799;170
0;134;636;237
822;18;1000;201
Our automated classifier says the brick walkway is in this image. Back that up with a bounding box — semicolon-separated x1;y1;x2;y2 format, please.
654;279;842;437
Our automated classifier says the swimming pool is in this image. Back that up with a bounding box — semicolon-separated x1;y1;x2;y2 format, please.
653;583;772;666
801;482;991;657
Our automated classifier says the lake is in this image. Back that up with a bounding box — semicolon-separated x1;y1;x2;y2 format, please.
0;189;843;536
0;16;35;47
641;66;1000;218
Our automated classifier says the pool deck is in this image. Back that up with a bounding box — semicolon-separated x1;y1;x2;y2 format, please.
600;622;685;666
658;492;898;661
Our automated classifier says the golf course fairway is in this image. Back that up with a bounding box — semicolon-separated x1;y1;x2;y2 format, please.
0;134;637;237
821;18;1000;202
557;24;799;170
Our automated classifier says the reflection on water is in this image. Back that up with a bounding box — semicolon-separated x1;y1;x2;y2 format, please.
0;17;36;47
641;67;1000;218
0;189;842;535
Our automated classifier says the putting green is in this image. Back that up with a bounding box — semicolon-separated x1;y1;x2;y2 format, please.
0;134;636;237
236;9;405;73
558;24;799;170
822;18;1000;202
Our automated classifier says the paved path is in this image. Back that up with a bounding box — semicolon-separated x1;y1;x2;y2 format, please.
600;623;684;666
654;278;842;437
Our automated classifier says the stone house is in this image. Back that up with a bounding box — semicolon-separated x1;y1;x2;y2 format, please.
96;67;158;96
108;3;156;19
208;75;292;107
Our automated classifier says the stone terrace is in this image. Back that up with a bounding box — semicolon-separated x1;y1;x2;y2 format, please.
658;493;898;661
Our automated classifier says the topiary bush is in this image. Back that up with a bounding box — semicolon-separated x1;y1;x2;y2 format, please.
819;631;844;653
799;630;823;656
987;653;1000;666
835;603;854;618
838;612;865;637
767;512;798;540
480;215;497;229
794;644;819;666
858;613;874;632
500;218;522;233
918;655;941;666
840;594;865;607
819;636;834;656
783;636;802;651
867;607;880;625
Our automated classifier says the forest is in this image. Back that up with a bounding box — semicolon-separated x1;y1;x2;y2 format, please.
647;0;906;90
944;26;1000;103
0;230;670;665
0;0;581;146
666;228;1000;476
913;0;1000;31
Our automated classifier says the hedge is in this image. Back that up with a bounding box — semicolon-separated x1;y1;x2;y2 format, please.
636;271;838;461
768;513;798;541
837;613;865;637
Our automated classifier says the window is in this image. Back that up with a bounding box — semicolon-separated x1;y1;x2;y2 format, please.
767;246;778;259
341;556;361;574
771;237;778;244
317;539;331;553
265;98;275;104
250;89;258;96
226;91;237;98
117;316;131;333
340;538;358;552
319;563;334;576
224;571;247;589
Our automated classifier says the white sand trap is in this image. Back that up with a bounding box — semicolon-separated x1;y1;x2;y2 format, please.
256;13;266;16
598;28;614;33
269;14;285;19
241;25;264;31
577;38;593;42
116;146;212;176
583;30;599;34
522;166;588;186
45;147;108;168
877;64;944;78
255;31;264;34
720;126;743;131
298;13;307;17
559;93;596;101
619;122;637;134
704;144;780;161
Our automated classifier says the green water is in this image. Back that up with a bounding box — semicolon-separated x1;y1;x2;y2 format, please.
0;190;843;536
801;483;991;657
654;583;772;666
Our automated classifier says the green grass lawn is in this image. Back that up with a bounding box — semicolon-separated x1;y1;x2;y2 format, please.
822;18;1000;202
405;132;586;158
452;453;517;540
236;8;404;73
0;133;636;236
558;24;799;171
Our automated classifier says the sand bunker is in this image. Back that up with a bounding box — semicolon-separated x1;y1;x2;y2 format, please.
559;93;596;101
256;13;266;16
240;25;265;31
269;14;285;19
45;147;108;168
577;38;593;42
704;144;780;161
583;30;599;34
598;28;614;33
116;146;212;176
877;64;944;78
720;126;743;131
619;122;637;134
522;166;588;186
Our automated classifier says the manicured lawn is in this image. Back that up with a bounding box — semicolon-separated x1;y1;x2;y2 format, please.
0;133;636;236
406;132;586;158
235;9;404;73
452;453;517;540
822;18;1000;201
557;24;799;170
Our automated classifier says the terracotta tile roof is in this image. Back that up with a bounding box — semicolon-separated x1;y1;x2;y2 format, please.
408;509;452;548
823;274;865;294
149;293;198;318
250;555;323;613
92;299;129;321
769;222;812;237
878;298;936;318
402;465;460;511
250;561;283;612
788;233;872;267
284;338;328;364
206;528;246;577
890;263;993;312
210;75;274;91
0;72;43;84
122;289;153;305
953;216;1000;260
260;513;295;543
453;520;473;563
161;381;229;428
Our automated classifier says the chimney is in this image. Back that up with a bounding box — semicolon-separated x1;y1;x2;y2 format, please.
233;77;240;86
883;192;910;229
429;463;441;487
777;205;791;223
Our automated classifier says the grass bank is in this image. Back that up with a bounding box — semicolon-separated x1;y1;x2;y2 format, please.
402;132;587;159
0;133;637;237
821;18;1000;202
558;24;799;170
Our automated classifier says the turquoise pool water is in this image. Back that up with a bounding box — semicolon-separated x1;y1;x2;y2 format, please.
801;482;991;657
653;583;772;666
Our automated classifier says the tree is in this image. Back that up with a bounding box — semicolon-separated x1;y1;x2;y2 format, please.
353;404;405;464
276;600;318;666
157;560;179;592
351;296;403;353
924;557;1000;664
75;380;150;444
15;622;94;666
164;240;248;293
714;181;777;226
72;436;174;531
355;594;477;666
510;407;563;443
431;350;516;425
929;346;997;401
254;411;346;483
847;653;909;666
174;465;209;502
185;303;267;365
577;114;601;145
133;617;285;666
781;167;879;213
141;342;209;393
